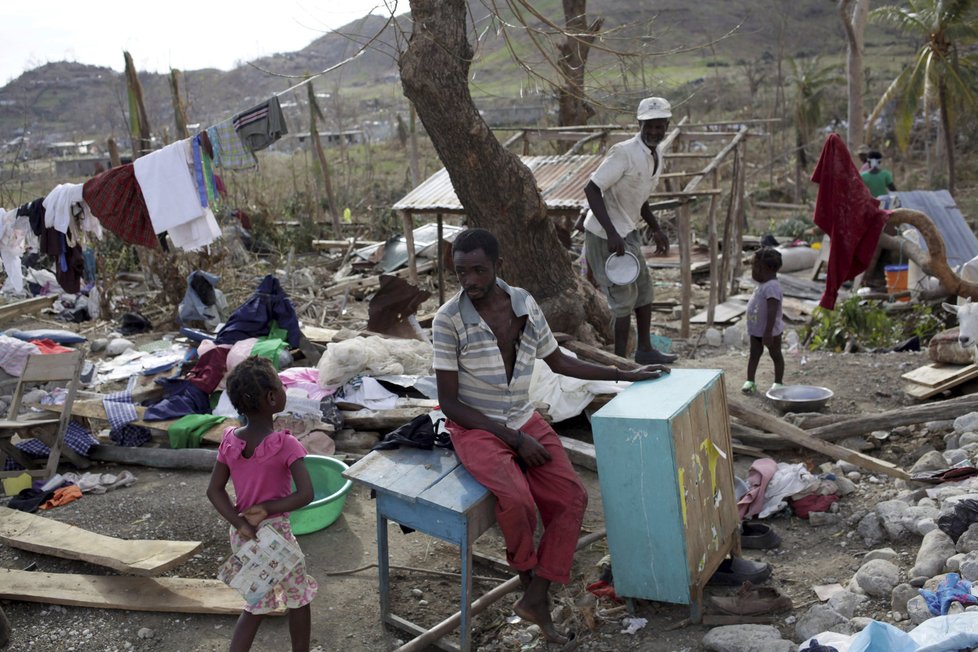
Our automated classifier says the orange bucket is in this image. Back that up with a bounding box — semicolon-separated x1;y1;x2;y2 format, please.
885;264;909;301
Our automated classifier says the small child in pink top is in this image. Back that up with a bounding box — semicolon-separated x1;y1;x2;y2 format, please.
743;247;785;394
207;356;317;651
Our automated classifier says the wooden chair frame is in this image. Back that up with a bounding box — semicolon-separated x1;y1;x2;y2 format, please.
0;350;87;481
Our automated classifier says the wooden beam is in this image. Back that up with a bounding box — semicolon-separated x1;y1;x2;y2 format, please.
727;399;910;480
0;569;274;615
325;260;436;298
401;211;419;285
0;296;57;322
0;506;201;576
89;445;218;470
682;127;750;195
679;203;692;338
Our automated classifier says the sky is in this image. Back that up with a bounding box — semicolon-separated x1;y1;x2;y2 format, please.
1;0;401;84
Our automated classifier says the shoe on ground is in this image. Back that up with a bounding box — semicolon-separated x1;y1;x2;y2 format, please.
770;382;785;391
708;557;772;586
741;380;757;394
740;521;782;549
708;581;793;616
634;348;678;365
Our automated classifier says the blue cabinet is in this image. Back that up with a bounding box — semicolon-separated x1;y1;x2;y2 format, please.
591;368;739;620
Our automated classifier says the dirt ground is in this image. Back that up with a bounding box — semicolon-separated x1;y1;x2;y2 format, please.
0;271;941;652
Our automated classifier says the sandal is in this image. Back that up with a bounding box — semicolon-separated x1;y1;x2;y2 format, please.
741;380;757;394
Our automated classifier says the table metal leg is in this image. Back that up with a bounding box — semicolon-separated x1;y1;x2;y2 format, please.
378;514;390;622
460;528;472;652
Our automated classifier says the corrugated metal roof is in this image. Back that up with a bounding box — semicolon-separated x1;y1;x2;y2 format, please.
895;190;978;268
392;155;603;213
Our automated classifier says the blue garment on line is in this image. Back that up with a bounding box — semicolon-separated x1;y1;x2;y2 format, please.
919;573;978;616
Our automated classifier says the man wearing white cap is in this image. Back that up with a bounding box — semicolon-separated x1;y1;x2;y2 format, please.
583;96;678;365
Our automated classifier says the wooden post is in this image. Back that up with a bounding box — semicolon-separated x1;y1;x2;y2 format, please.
679;202;692;338
706;169;719;327
123;51;151;159
408;102;420;188
107;138;121;168
307;81;341;233
168;69;190;140
731;143;747;293
402;211;419;285
436;213;445;304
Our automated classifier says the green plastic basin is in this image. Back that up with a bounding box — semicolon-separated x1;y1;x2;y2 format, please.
290;455;352;535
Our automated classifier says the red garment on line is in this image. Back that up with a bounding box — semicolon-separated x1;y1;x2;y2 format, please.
811;133;890;309
447;412;588;584
82;164;159;249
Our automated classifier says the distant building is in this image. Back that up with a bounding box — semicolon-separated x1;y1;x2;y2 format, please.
292;130;367;146
46;140;98;157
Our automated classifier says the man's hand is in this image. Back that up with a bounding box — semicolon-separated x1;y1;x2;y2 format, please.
240;505;268;527
623;365;671;382
651;229;670;256
606;232;626;257
514;431;551;467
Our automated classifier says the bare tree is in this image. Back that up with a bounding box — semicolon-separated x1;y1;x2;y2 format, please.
123;51;151;159
556;0;603;126
169;68;190;140
838;0;871;151
399;0;610;337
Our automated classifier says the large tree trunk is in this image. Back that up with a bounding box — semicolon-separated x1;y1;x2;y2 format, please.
839;0;870;152
557;0;603;127
938;77;956;195
399;0;610;338
123;51;151;159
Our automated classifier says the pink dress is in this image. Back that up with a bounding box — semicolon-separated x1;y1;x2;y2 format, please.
218;428;318;613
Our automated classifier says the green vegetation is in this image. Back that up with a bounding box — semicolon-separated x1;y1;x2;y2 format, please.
802;295;946;352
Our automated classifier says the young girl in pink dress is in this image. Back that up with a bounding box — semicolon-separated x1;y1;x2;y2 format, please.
207;356;317;651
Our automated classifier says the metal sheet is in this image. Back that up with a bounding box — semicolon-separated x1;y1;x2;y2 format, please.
894;190;978;268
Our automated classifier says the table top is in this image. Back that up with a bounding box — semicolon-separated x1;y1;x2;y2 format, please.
344;447;492;516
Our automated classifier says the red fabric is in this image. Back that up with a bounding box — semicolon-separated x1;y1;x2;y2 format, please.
789;493;838;519
447;412;588;584
30;339;73;354
186;346;229;394
586;580;624;604
811;133;890;309
82;164;159;249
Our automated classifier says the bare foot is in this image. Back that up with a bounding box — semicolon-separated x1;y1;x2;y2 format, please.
514;595;567;644
519;570;533;592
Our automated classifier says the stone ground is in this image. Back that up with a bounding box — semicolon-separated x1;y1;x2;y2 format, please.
0;269;971;652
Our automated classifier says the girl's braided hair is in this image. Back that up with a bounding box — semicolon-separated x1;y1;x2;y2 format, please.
225;356;280;414
754;246;783;272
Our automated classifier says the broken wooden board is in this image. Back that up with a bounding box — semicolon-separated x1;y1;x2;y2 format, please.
0;506;201;576
0;296;57;323
300;325;340;343
690;300;747;324
727;398;909;480
901;362;978;388
0;568;278;615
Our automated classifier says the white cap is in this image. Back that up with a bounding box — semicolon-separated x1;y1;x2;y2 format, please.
637;97;672;121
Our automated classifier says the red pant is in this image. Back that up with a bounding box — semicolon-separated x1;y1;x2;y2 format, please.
447;412;588;584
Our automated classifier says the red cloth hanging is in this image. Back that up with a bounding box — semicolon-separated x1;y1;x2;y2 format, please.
811;134;890;309
82;164;160;250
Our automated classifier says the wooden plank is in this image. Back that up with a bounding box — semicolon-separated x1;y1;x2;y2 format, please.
0;569;277;615
0;506;201;576
690;301;746;324
727;399;909;480
0;296;57;322
325;260;436;298
417;463;493;516
901;362;978;388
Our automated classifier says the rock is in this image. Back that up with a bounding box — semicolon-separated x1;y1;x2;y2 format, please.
722;324;747;348
957;523;978;553
916;519;938;535
853;559;900;597
21;389;47;405
907;595;933;625
923;573;951;591
810;512;842;527
891;583;918;614
837;460;858;474
945;448;970;466
863;548;898;564
702;624;794;652
90;338;108;352
876;501;912;541
840;436;873;451
954;412;978;433
910;530;956;578
960;432;978;447
795;604;850;641
834;476;857;496
849;616;874;630
960;551;978;582
910;450;948;474
847;471;862;482
137;628;154;640
857;512;886;547
705;328;722;347
106;338;135;356
947;553;967;572
827;590;867;619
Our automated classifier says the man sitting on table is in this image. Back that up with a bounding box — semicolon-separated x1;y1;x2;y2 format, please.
433;228;667;645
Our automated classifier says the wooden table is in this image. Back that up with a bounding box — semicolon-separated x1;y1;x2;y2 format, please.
343;446;496;652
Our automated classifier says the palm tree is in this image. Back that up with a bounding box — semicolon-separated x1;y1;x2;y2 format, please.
787;57;843;200
868;0;978;194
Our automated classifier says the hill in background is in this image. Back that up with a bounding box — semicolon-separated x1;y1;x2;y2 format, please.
0;1;906;153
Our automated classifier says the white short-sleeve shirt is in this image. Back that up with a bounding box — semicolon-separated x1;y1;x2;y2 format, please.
583;134;664;239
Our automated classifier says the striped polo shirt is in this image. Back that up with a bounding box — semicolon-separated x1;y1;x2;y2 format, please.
432;279;559;429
